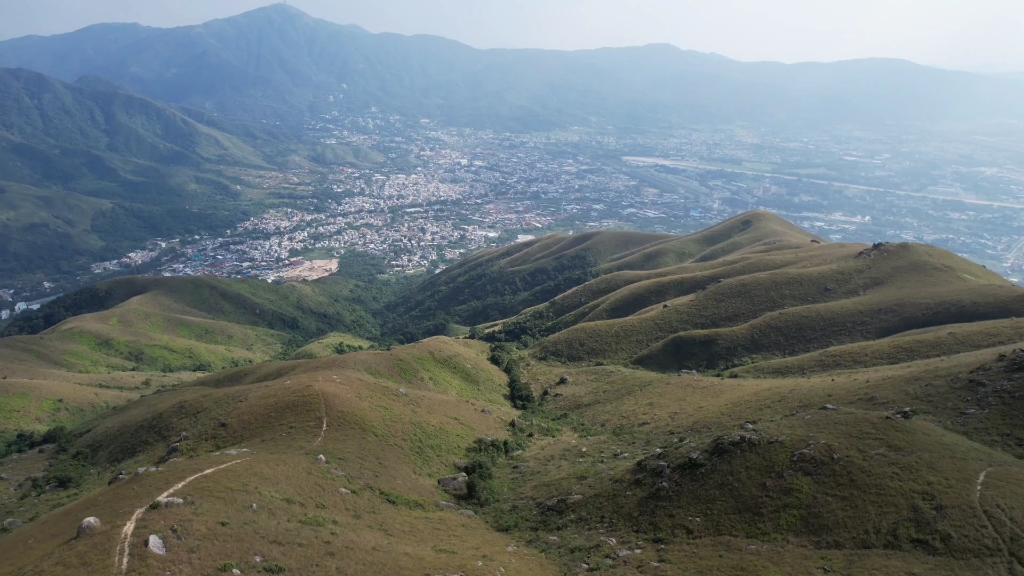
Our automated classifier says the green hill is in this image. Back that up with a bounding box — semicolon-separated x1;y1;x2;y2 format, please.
3;212;1024;575
0;67;382;282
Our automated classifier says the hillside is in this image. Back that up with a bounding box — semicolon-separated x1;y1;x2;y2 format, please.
0;67;380;283
3;212;1024;574
0;5;1021;129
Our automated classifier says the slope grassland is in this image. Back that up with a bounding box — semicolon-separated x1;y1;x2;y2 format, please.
532;240;1024;371
473;343;1024;574
289;333;373;360
0;338;558;575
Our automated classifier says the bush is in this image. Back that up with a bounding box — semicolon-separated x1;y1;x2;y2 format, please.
263;562;287;574
218;561;239;573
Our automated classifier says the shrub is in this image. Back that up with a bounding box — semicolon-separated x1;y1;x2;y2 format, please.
263;562;287;574
218;561;238;573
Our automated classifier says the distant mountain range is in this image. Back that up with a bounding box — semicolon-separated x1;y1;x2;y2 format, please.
0;4;1021;130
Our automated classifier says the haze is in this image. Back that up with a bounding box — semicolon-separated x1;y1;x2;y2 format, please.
1;0;1023;72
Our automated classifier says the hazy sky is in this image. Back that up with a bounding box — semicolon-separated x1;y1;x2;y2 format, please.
1;0;1022;72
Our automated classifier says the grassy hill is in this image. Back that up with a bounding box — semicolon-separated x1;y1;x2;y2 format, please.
3;211;1024;574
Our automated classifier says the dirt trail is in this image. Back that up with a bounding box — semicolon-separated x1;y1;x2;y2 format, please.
311;379;327;449
978;468;991;500
114;458;249;575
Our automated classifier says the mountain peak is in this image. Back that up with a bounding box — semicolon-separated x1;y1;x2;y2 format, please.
239;3;311;20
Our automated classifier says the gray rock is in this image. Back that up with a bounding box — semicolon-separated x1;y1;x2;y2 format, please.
616;549;632;557
223;448;249;455
158;497;184;506
397;388;408;396
438;501;459;511
438;473;469;496
232;570;241;575
821;404;839;411
251;503;258;511
135;467;149;476
77;517;101;538
108;473;128;486
3;518;24;530
179;432;190;442
339;488;352;494
741;422;755;431
146;534;166;555
577;564;590;571
457;509;476;517
316;454;327;464
254;555;263;563
166;443;180;457
0;474;7;481
558;375;570;385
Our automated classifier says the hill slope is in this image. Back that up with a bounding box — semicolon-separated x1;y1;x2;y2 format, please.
0;5;1020;129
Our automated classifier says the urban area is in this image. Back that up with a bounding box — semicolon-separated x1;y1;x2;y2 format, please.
4;114;1024;321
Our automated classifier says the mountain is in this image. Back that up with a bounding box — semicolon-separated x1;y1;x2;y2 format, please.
3;212;1024;575
0;66;380;283
1;5;1021;130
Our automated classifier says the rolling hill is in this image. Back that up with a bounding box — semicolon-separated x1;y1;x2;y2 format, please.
0;5;1021;130
2;211;1024;575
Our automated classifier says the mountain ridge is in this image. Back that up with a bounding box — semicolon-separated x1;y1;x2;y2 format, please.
1;5;1020;129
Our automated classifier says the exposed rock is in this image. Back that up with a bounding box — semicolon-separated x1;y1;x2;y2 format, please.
894;408;914;420
316;454;327;464
232;570;241;575
166;443;180;457
3;518;24;530
577;564;590;571
558;375;570;385
145;534;166;555
251;503;258;511
158;497;184;506
438;501;459;511
397;388;408;396
179;432;190;442
792;449;815;461
510;417;520;429
616;549;632;557
457;509;476;517
254;555;263;563
223;448;249;455
77;517;100;538
741;422;755;430
480;408;493;415
438;473;469;496
108;472;128;485
339;488;352;494
821;404;838;411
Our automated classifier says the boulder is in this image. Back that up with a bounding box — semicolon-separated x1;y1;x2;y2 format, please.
158;497;184;506
316;454;327;464
821;404;838;411
77;517;100;538
339;487;352;494
458;509;476;517
146;534;166;555
438;501;459;511
108;472;128;485
166;443;180;457
397;388;408;396
3;518;24;530
438;473;469;496
557;375;570;385
251;503;258;511
179;432;190;442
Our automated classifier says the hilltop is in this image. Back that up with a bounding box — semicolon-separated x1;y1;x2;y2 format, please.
2;211;1024;574
0;5;1021;129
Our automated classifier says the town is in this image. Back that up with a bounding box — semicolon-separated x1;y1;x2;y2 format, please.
3;114;1023;318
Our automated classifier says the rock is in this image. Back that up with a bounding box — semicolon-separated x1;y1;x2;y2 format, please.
158;497;184;506
480;408;493;415
616;549;632;557
179;432;190;442
558;375;570;385
145;534;166;555
741;422;755;430
510;417;520;429
223;448;249;455
397;388;408;396
821;404;838;411
792;449;815;461
135;467;149;476
77;517;101;538
894;408;914;420
577;564;590;571
339;488;351;494
232;570;242;575
316;454;327;464
254;555;264;562
458;509;476;517
438;473;469;496
0;474;6;481
437;501;458;511
251;503;258;511
3;518;24;530
108;472;128;485
166;443;180;457
657;462;670;475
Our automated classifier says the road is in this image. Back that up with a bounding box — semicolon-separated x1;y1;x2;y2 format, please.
623;157;1024;210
